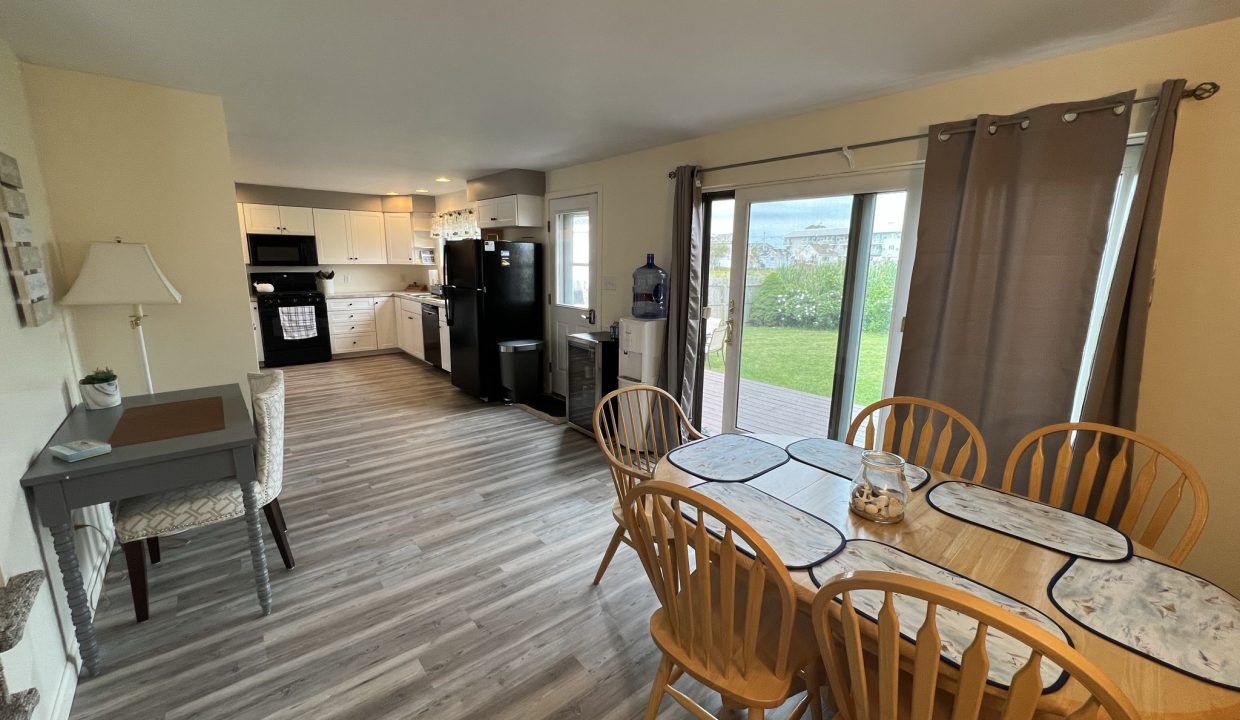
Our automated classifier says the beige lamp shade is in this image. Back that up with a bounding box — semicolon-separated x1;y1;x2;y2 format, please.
61;241;182;306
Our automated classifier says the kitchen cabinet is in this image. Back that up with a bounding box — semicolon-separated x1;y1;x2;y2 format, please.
327;297;378;354
244;204;314;235
249;300;263;363
313;208;351;264
475;194;543;229
238;203;250;264
348;211;388;263
315;209;388;264
383;213;416;265
374;296;397;349
438;306;451;372
398;298;425;360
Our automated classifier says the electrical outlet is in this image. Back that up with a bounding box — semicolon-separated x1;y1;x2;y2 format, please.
342;273;349;284
602;275;617;291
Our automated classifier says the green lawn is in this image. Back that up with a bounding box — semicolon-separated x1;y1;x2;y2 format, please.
706;326;890;408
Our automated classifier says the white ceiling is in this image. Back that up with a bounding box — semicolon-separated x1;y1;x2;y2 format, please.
1;0;1236;196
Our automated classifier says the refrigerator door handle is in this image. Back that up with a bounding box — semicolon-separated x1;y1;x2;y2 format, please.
445;291;454;326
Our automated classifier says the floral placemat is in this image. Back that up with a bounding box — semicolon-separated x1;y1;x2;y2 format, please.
810;539;1070;691
665;433;789;482
926;481;1131;561
685;481;844;569
786;438;929;490
1050;556;1240;690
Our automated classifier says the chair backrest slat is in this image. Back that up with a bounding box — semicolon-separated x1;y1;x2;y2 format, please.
847;397;988;483
1049;433;1074;507
1003;422;1208;564
624;481;799;688
877;591;902;719
1071;432;1105;515
1094;438;1131;521
949;623;991;720
998;652;1044;720
813;571;1140;720
593;384;704;509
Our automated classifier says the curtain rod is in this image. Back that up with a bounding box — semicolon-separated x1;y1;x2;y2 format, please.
668;81;1219;179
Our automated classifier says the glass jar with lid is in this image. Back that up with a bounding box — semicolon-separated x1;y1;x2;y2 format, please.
850;451;910;524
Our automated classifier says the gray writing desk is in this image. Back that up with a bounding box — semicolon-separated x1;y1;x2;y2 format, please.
20;384;271;677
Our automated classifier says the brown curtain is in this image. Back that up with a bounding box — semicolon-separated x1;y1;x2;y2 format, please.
895;92;1134;486
664;165;705;421
1082;79;1187;429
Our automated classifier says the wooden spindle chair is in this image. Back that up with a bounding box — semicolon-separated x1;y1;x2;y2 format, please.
813;570;1139;720
1002;422;1208;564
624;481;824;720
591;384;704;586
846;397;988;483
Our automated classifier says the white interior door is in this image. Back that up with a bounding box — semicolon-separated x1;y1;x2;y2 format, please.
718;168;921;437
548;193;599;396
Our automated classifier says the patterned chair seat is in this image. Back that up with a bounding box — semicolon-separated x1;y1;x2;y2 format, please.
115;478;272;544
113;370;294;622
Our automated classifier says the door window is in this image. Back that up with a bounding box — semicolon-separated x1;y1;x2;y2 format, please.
556;210;592;308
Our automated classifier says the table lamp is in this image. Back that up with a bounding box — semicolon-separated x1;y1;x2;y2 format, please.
61;239;182;395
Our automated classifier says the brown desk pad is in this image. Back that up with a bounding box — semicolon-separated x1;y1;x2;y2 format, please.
109;396;226;447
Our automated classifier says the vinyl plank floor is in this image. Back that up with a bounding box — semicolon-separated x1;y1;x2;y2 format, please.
69;353;813;719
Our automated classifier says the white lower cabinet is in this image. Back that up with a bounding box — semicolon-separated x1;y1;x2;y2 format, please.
327;294;398;355
438;308;451;372
398;299;425;360
374;296;397;349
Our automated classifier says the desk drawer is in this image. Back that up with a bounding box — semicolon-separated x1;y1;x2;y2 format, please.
331;331;378;353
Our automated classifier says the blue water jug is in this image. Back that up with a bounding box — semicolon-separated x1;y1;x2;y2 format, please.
632;253;668;319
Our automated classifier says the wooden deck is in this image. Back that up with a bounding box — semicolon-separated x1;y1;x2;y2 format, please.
701;369;859;436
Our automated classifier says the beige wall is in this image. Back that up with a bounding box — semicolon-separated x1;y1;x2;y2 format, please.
0;40;111;720
23;64;258;395
546;17;1240;591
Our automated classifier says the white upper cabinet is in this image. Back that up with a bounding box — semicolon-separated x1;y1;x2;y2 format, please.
243;204;315;235
315;209;388;264
244;204;283;234
475;194;543;229
313;208;351;264
383;212;415;265
349;211;387;263
279;206;315;235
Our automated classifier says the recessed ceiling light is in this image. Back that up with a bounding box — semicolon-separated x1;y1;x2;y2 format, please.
415;188;430;193
434;177;452;183
385;191;399;195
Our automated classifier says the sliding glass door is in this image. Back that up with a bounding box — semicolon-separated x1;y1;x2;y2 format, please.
704;169;921;438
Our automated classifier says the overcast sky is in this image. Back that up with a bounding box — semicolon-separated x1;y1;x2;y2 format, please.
710;191;906;244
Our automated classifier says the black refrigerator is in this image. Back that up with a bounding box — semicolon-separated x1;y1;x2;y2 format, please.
444;239;542;401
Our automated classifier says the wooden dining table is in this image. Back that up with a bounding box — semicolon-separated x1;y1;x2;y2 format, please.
652;434;1240;720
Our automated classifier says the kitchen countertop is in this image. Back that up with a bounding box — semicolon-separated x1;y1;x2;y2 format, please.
322;290;445;307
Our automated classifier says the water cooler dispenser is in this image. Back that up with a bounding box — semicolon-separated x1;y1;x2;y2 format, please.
616;317;667;449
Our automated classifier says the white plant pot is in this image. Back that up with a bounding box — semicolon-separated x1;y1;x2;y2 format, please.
317;278;335;295
81;380;121;410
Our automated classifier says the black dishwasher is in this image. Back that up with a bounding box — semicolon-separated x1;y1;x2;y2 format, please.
421;303;442;368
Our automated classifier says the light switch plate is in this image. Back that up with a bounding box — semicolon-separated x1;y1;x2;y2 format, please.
602;275;617;291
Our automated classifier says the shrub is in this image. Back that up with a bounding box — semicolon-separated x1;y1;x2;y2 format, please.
747;260;898;331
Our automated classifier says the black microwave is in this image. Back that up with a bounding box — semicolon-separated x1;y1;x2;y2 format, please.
247;234;318;266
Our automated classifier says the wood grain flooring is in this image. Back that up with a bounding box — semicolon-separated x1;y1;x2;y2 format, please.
69;354;812;719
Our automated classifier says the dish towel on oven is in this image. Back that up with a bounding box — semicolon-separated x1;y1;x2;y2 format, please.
278;306;318;340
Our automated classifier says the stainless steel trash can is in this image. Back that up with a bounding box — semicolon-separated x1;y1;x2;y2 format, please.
498;339;544;403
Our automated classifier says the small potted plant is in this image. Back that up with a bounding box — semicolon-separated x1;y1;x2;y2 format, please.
79;367;121;410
